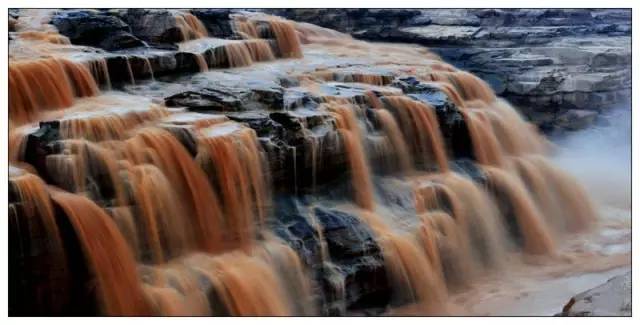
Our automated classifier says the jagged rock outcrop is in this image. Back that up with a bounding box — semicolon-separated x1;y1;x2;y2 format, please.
190;9;236;38
271;202;390;315
122;9;195;44
49;8;240;50
51;10;146;50
13;65;475;315
268;9;631;133
558;271;631;316
164;71;285;111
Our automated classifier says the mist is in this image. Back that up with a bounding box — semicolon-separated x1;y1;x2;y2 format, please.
550;106;631;210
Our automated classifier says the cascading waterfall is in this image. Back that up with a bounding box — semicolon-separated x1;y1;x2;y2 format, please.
175;12;209;41
374;109;413;173
119;128;226;253
9;169;70;315
17;30;70;44
8;13;295;124
8;10;605;316
245;39;277;62
57;96;169;141
196;122;270;250
124;164;194;263
268;19;303;58
49;190;152;316
381;96;449;172
481;166;555;255
234;17;259;39
9;58;100;124
223;42;255;68
414;172;509;275
425;71;496;104
327;101;449;314
88;58;112;90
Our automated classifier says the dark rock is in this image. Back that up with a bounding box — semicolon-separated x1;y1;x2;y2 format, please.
258;108;344;192
123;9;186;44
105;55;135;84
23;121;61;184
190;9;235;38
99;31;146;51
227;112;276;136
174;52;205;74
166;88;242;111
314;207;390;313
164;71;285;111
315;208;379;259
271;202;390;315
51;10;145;50
105;52;179;85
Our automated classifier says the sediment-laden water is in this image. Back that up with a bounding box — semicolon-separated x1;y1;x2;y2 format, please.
7;9;630;316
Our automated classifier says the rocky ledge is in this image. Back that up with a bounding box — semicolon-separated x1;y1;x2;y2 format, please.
558;271;631;316
269;9;631;134
10;9;474;315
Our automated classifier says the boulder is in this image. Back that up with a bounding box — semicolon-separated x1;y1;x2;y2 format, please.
271;202;391;315
51;10;145;50
190;9;235;38
559;271;631;316
123;9;188;44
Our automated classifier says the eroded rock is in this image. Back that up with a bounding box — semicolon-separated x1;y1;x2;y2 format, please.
271;9;631;132
559;271;631;316
51;10;145;50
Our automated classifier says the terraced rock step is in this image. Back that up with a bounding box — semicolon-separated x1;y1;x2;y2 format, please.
269;9;631;133
8;9;623;317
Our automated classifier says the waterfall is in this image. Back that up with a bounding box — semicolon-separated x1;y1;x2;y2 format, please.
9;58;100;124
7;9;606;316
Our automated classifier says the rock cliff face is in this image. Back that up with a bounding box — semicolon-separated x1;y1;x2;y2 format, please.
268;9;631;133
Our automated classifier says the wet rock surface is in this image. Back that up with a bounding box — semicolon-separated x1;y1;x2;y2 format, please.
10;8;627;316
190;9;237;38
51;10;146;50
164;71;285;111
271;201;390;315
558;271;631;316
49;9;238;50
122;9;189;44
269;9;631;133
13;66;470;315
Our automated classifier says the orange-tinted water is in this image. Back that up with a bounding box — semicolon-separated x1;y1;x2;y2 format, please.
51;190;152;315
382;96;449;172
7;10;614;316
269;19;303;58
196;122;269;250
9;58;99;124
